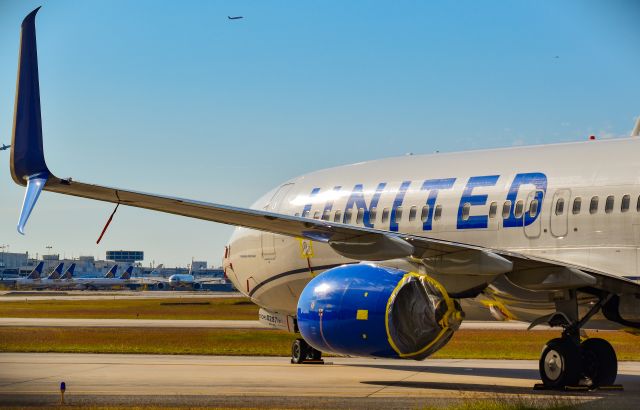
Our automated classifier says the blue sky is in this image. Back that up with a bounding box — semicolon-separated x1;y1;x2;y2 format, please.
1;1;639;267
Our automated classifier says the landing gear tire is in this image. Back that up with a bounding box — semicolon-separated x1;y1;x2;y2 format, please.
581;338;617;387
539;338;581;388
291;338;310;364
310;347;322;361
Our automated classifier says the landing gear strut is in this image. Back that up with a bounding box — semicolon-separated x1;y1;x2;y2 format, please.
536;292;618;389
291;338;323;364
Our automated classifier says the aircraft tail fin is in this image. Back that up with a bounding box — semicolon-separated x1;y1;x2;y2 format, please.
119;266;133;280
61;263;75;279
631;116;640;137
104;264;118;278
46;262;64;280
26;261;44;279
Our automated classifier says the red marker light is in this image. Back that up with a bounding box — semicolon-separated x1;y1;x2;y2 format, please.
589;135;596;140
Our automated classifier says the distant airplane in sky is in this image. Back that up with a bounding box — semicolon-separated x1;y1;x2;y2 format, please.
227;16;243;20
0;144;10;151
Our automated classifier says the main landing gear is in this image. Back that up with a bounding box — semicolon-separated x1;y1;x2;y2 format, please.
534;292;618;389
291;338;323;364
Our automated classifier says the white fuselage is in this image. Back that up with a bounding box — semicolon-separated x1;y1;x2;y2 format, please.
225;137;640;319
168;274;196;287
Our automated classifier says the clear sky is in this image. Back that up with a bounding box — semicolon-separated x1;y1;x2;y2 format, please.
1;1;639;267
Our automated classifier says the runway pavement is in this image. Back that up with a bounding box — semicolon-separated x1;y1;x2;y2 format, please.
0;317;553;330
0;353;637;408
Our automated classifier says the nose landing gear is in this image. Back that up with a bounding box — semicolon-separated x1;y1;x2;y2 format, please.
534;292;619;390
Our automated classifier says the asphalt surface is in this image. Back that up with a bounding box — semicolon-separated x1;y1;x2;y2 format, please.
0;353;637;408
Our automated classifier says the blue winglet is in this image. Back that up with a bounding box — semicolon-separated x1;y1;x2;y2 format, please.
17;173;48;234
11;7;52;235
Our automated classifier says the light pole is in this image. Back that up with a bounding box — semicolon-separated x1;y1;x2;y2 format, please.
0;244;7;273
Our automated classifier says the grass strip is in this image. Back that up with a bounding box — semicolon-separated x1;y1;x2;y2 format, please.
1;327;639;359
0;297;257;320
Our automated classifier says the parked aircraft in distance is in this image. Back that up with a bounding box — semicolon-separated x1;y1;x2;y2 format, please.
227;16;243;20
72;265;133;290
0;143;10;151
10;8;640;390
61;263;75;279
0;261;44;288
103;264;118;278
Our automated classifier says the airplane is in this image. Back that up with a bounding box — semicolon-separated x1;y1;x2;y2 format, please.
227;16;243;20
0;143;10;151
1;262;45;288
45;262;65;280
71;265;133;290
149;264;203;290
103;264;118;278
61;263;76;280
8;7;640;390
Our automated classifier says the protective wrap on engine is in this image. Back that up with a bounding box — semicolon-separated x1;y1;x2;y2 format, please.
296;264;463;360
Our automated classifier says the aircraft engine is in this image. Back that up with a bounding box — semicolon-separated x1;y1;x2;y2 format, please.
297;264;463;360
193;282;202;290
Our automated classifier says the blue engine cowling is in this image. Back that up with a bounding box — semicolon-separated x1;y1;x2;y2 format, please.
297;264;463;360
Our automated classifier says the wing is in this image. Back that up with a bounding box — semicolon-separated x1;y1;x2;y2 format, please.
11;9;640;325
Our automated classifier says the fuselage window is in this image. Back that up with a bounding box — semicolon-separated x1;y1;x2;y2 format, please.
294;212;300;217
334;210;342;223
381;208;390;223
529;199;539;217
321;210;330;221
590;196;599;214
514;200;524;218
637;195;640;212
356;208;364;224
394;206;403;223
408;206;417;222
313;211;320;219
344;209;353;224
434;205;443;221
420;206;429;222
555;198;565;216
572;197;581;215
461;203;471;221
369;207;377;222
502;201;512;219
489;202;497;219
605;195;614;214
621;195;630;213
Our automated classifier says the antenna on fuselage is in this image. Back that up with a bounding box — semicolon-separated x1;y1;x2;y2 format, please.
631;116;640;137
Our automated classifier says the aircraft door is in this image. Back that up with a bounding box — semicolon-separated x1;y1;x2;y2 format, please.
261;183;295;260
550;189;571;238
524;190;544;239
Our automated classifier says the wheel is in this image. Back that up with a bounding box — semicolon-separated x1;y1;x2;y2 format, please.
539;337;581;388
291;338;309;364
581;338;617;387
309;347;322;361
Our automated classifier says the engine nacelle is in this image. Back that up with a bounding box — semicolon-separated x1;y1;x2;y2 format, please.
297;264;463;360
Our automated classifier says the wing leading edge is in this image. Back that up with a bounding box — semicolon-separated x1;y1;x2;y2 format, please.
11;8;640;304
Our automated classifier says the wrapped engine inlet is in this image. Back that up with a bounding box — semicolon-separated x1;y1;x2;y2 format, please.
297;264;464;360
